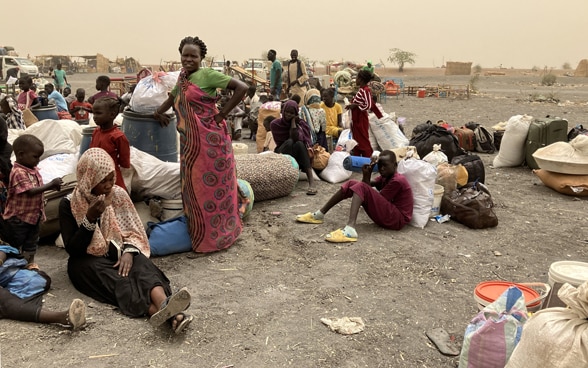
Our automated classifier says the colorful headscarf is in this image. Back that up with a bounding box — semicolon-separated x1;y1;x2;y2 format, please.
70;148;150;257
304;88;321;108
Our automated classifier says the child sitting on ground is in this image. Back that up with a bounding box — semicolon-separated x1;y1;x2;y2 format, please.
296;150;413;243
89;97;130;192
320;87;343;139
0;134;62;264
88;75;119;104
263;116;276;152
69;88;93;123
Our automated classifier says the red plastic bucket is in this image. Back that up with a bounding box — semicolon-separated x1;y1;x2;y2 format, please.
474;281;548;311
417;89;426;98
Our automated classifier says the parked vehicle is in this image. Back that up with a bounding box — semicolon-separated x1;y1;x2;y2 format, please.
243;59;267;79
0;55;39;80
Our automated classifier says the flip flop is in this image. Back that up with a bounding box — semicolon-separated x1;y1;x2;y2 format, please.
296;212;324;224
149;287;191;327
325;229;358;243
173;313;194;334
306;188;318;196
67;298;86;330
426;328;460;356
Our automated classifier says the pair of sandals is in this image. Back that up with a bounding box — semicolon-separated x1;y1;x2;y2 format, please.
149;287;193;334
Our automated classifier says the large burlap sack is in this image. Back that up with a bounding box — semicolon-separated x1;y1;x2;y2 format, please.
505;282;588;368
533;169;588;196
256;102;281;153
493;114;533;167
235;152;299;201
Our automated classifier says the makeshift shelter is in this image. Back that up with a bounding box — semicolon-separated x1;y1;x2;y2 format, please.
575;59;588;77
77;53;111;73
445;62;472;76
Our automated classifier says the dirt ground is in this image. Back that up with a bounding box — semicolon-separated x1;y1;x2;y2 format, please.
1;69;588;368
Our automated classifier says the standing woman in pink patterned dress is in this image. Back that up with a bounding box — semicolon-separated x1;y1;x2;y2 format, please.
155;36;248;253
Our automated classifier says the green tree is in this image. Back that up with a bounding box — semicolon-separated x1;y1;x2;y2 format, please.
387;48;416;72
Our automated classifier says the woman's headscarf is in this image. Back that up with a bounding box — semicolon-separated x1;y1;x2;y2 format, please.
304;88;321;108
271;100;312;148
70;148;150;257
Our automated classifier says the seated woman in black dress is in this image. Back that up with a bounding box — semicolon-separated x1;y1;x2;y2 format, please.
59;148;192;333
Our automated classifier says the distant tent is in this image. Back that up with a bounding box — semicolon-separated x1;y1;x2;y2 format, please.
445;61;472;76
575;59;588;77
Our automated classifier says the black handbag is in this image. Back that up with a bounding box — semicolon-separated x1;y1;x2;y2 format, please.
451;154;485;184
409;124;465;162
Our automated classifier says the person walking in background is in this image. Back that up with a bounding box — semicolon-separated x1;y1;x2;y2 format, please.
0;135;63;265
53;64;68;94
267;49;282;100
345;69;382;157
69;88;93;124
286;49;309;104
88;75;119;104
320;87;343;139
154;36;248;253
296;150;413;243
89;97;130;192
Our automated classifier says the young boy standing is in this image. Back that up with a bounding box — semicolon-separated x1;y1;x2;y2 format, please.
1;135;62;264
88;75;119;104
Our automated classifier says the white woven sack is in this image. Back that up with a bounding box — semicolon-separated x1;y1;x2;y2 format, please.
319;151;353;184
368;113;409;150
493;114;533;167
397;157;437;228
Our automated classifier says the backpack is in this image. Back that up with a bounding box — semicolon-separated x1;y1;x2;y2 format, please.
466;122;496;154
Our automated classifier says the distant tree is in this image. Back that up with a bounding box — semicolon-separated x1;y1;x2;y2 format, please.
387;48;416;72
562;62;572;70
473;64;482;74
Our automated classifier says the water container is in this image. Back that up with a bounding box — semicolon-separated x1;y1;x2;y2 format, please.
430;184;444;217
342;156;378;173
121;110;178;162
79;126;97;156
544;261;588;308
31;105;58;120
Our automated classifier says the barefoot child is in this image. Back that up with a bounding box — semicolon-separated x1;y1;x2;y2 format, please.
0;135;63;264
296;150;413;242
89;97;130;191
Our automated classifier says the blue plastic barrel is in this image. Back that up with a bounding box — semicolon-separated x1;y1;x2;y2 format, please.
79;126;97;156
121;111;178;162
342;155;378;173
31;105;58;121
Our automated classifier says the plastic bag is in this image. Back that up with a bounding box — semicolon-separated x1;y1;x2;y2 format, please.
396;153;437;229
423;144;448;166
459;286;528;368
129;71;180;114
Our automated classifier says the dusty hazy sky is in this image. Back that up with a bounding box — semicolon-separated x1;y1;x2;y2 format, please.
4;0;586;69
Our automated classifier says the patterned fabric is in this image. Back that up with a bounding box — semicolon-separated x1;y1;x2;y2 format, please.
2;163;45;225
3;96;25;130
174;69;242;253
70;148;150;257
351;86;374;158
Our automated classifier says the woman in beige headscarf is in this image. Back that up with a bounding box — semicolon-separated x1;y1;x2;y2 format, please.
300;88;327;149
59;148;193;333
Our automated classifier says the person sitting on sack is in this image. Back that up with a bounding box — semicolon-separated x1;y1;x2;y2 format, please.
296;150;413;242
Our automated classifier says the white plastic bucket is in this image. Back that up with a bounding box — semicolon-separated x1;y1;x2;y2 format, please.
161;199;183;221
430;184;444;217
548;261;588;286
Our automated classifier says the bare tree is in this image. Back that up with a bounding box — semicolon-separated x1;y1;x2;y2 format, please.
387;48;416;72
